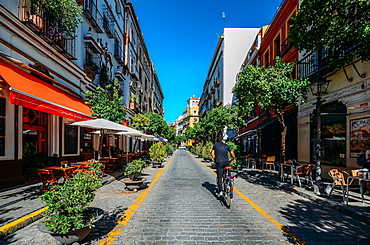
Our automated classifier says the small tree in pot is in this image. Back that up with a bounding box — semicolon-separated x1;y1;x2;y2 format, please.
149;142;167;168
122;159;147;191
38;162;104;244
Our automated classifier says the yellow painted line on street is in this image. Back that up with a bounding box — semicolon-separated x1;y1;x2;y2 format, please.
98;153;175;245
196;156;307;245
0;207;48;237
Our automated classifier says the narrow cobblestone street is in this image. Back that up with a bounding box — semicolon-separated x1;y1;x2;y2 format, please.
2;150;370;244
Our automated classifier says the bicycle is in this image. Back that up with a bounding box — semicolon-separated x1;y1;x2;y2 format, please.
221;165;238;208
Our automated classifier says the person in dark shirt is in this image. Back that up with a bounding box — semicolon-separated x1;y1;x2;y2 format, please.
211;136;236;196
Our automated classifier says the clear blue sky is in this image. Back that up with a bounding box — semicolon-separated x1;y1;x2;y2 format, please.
131;0;283;124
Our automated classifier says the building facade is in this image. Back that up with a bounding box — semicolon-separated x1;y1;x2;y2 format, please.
0;0;163;188
297;41;370;177
199;28;260;118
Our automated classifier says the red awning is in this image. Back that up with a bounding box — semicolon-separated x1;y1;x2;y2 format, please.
0;59;92;121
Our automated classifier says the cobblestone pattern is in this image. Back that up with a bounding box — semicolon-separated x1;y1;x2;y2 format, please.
109;150;293;245
2;150;370;245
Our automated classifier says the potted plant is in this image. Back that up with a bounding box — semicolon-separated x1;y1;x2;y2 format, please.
149;142;167;168
38;162;104;244
122;159;147;192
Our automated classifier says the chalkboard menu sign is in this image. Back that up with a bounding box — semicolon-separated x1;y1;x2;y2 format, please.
65;124;78;154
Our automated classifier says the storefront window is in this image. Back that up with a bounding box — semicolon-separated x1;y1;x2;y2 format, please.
64;124;78;154
311;101;346;166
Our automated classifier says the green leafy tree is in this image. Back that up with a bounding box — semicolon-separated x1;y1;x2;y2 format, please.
290;0;370;69
84;79;126;124
233;58;309;160
131;113;150;131
162;125;176;142
175;135;186;144
145;112;168;136
199;105;246;139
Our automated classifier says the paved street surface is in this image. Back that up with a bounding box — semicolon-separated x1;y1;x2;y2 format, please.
2;150;370;244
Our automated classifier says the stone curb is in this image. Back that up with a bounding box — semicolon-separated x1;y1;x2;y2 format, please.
0;172;124;239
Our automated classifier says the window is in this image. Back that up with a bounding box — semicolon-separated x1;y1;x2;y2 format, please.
274;34;281;58
115;0;121;14
264;51;270;67
64;124;78;154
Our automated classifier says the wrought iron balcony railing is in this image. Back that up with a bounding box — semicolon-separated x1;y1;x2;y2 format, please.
298;50;329;81
103;7;114;38
22;9;76;59
84;0;103;33
114;42;125;65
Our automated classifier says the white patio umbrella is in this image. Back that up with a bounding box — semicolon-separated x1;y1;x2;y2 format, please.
71;118;130;131
71;118;129;157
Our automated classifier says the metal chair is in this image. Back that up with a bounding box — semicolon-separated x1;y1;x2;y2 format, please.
327;169;350;203
294;164;314;187
245;155;256;169
263;156;276;170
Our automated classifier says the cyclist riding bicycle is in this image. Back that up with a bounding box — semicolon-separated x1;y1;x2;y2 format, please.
211;136;236;197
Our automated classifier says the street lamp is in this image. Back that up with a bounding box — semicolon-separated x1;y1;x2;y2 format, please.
310;78;331;194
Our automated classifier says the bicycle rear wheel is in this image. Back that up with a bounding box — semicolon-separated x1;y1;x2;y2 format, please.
223;181;232;209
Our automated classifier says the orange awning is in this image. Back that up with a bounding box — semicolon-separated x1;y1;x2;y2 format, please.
0;59;92;121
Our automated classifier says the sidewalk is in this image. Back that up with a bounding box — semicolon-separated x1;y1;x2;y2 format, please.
241;168;370;224
0;169;125;238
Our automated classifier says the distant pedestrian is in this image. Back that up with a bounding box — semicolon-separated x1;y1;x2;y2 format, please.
211;136;236;196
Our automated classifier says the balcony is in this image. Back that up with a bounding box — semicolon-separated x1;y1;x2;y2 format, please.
103;7;114;38
22;11;76;59
83;60;100;81
298;50;329;81
114;43;125;65
83;0;103;33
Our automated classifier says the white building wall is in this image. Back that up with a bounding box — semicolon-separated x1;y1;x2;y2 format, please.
223;28;259;105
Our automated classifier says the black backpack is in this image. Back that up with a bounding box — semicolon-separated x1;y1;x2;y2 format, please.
357;153;366;166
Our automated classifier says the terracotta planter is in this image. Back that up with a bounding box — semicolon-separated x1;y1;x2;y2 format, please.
122;178;146;192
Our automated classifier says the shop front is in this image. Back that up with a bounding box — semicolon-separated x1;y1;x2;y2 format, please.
0;59;92;189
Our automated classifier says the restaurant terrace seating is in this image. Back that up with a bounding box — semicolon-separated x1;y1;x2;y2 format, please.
37;169;59;192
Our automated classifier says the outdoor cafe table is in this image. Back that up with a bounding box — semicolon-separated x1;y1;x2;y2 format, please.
279;161;314;185
44;166;74;184
346;170;370;205
280;162;296;184
70;161;94;173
